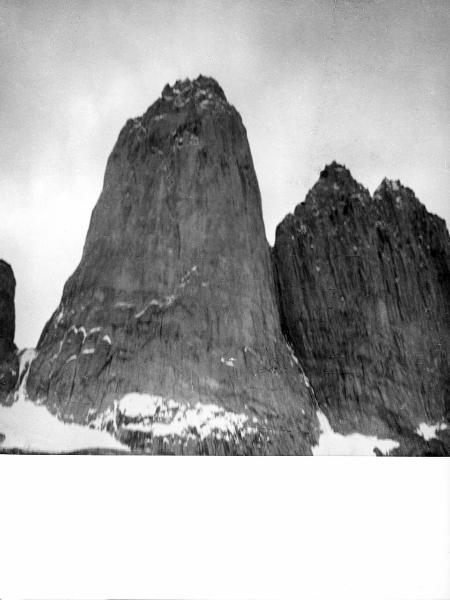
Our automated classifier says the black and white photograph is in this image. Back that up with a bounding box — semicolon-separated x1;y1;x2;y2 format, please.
1;0;448;456
0;0;449;598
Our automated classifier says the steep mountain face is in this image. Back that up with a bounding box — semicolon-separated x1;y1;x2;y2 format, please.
0;260;19;401
273;162;450;455
25;76;318;454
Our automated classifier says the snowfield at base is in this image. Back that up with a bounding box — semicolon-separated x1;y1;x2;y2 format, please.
94;392;258;441
0;347;128;453
0;398;129;453
416;422;448;441
312;411;400;456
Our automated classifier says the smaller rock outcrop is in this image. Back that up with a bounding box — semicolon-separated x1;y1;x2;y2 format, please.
0;260;19;401
273;162;450;455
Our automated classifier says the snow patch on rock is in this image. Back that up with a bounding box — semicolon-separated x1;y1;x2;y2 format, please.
135;295;176;319
416;421;447;441
82;348;95;355
54;308;64;326
285;342;299;366
285;343;313;390
87;327;102;336
14;348;37;402
312;411;399;456
115;301;134;309
68;325;87;342
51;339;64;362
301;373;312;389
18;349;37;381
221;357;236;367
91;393;258;443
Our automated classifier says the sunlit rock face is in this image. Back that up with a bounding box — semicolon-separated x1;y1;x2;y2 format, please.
26;76;319;454
273;162;450;455
0;260;18;402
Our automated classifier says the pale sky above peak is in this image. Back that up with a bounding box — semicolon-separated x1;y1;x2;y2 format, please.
1;0;449;348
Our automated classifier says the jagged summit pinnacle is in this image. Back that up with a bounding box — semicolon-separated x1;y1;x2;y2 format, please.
297;161;369;213
120;75;233;145
114;74;236;165
140;74;230;118
374;177;403;195
372;177;424;214
161;75;227;103
315;161;366;193
316;161;367;193
319;161;352;181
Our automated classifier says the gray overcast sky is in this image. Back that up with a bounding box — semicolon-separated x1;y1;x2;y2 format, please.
1;0;449;349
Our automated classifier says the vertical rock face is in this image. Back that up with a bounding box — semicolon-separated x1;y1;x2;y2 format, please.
273;162;450;455
26;76;318;454
0;260;19;400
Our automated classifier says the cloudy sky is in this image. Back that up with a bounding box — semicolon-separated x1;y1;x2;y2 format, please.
1;0;449;348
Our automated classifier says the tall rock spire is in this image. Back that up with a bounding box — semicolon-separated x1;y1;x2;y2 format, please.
26;76;318;454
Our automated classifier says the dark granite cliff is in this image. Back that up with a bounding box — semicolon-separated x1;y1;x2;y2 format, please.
0;260;19;401
25;76;318;454
273;162;450;455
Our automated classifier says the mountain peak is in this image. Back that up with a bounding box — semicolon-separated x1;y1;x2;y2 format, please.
319;161;356;184
374;177;403;196
160;74;227;107
372;177;423;213
115;75;235;163
297;161;369;214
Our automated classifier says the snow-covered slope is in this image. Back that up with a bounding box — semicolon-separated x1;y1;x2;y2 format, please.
0;397;128;453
